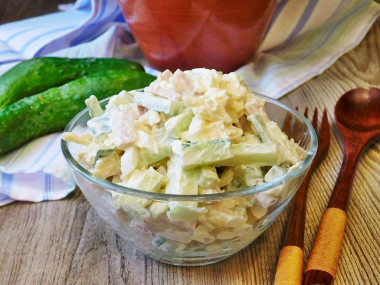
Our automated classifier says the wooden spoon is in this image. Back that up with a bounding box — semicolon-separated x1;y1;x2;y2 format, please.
303;88;380;285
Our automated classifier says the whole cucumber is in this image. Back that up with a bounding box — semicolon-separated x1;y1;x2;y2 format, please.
0;70;155;154
0;57;144;109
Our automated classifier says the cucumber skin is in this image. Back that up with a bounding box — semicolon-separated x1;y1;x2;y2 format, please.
0;57;144;109
0;70;155;154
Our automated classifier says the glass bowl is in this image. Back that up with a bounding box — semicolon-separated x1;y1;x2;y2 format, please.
61;94;317;266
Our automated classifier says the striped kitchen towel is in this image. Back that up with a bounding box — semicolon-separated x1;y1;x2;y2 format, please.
1;0;380;206
0;133;75;206
238;0;380;97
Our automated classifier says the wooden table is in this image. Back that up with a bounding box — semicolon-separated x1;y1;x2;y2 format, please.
1;2;380;284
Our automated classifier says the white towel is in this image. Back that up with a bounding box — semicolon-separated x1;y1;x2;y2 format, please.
1;0;379;206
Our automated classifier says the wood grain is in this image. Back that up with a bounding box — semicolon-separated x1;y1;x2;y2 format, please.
1;2;380;285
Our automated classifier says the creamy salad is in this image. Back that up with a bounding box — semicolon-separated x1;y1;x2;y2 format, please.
63;68;306;252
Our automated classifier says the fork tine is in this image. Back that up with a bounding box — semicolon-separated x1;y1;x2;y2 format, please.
292;107;305;136
282;112;292;135
312;107;318;131
320;108;330;145
303;107;309;119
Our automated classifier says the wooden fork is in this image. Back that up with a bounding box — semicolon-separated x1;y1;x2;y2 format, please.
273;108;331;285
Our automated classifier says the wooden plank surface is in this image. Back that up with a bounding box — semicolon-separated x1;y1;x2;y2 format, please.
0;1;380;284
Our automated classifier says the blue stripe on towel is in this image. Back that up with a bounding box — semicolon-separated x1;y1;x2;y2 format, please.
18;25;77;54
44;174;52;200
4;27;40;42
69;5;123;46
1;173;13;196
0;49;19;56
266;0;289;33
281;0;319;46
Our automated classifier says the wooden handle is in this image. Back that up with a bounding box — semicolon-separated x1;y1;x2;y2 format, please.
274;246;304;285
303;207;347;284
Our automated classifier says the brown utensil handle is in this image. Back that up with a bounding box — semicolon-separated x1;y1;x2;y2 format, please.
303;207;347;285
274;245;304;285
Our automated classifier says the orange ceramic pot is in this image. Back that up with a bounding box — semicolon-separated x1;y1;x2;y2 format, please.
118;0;277;73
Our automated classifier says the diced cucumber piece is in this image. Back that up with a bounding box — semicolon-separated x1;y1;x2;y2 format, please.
85;95;103;118
113;192;152;217
119;167;167;217
126;167;166;192
167;201;206;222
180;138;232;170
120;146;139;179
248;114;271;143
139;145;172;166
264;165;285;182
264;165;286;196
121;195;152;217
228;143;278;166
166;155;206;222
149;201;170;219
138;127;174;165
234;165;263;187
94;147;115;163
133;91;185;115
179;138;277;169
164;108;193;138
87;114;111;138
166;155;199;195
248;114;303;164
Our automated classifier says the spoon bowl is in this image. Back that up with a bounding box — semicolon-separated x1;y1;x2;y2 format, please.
335;87;380;132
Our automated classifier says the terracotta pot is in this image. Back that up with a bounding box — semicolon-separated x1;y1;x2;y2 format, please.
118;0;277;73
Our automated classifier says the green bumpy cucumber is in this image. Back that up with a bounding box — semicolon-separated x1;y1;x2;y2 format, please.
0;57;144;109
0;70;155;154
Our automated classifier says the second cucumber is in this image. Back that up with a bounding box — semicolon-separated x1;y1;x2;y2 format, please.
0;57;144;109
0;70;155;154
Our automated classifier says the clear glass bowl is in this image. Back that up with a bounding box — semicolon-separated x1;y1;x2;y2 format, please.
61;94;317;266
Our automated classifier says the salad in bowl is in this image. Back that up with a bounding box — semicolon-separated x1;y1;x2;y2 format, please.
62;68;317;265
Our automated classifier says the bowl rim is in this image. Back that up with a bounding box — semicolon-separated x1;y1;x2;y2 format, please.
61;93;318;202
